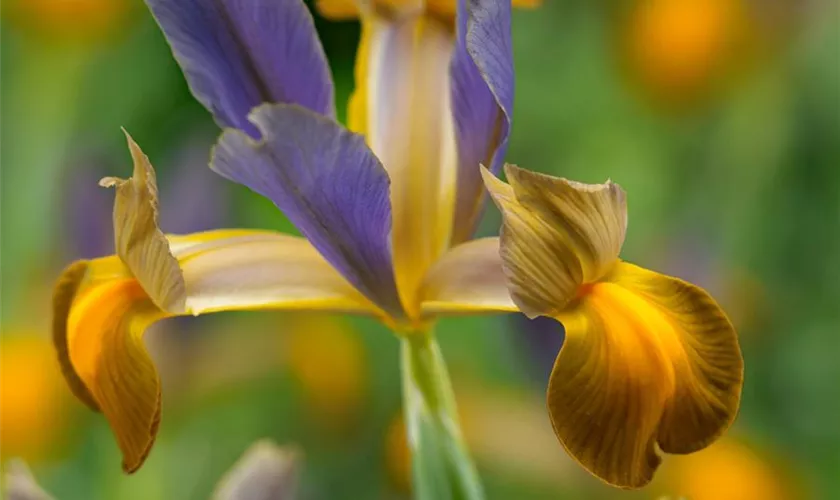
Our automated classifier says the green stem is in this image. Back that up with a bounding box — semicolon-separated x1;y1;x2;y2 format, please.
400;331;484;500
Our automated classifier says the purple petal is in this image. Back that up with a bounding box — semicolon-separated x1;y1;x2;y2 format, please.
146;0;335;137
211;103;404;318
449;0;514;244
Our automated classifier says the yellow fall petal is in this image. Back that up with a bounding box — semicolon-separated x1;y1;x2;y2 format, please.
547;263;742;489
53;134;388;472
71;280;165;473
54;259;166;473
487;165;742;488
420;237;517;316
100;131;186;313
53;260;103;411
607;262;743;455
54;232;379;473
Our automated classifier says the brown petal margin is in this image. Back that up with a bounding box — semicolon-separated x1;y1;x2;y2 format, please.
52;260;99;411
53;258;168;473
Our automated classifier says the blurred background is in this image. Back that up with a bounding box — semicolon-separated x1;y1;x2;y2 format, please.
1;0;838;498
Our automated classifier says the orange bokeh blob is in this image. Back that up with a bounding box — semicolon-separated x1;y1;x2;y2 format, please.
622;0;750;108
658;438;799;500
284;316;367;433
384;414;411;492
3;0;133;44
1;333;70;461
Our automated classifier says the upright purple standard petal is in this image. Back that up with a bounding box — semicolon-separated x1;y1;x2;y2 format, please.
449;0;514;244
211;103;404;318
146;0;335;137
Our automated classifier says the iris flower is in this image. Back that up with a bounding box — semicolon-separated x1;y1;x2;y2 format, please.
52;0;743;493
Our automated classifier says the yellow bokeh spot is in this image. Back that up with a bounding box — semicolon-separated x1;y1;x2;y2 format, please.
284;315;367;432
384;414;411;492
1;333;69;461
3;0;133;44
623;0;748;108
659;438;796;500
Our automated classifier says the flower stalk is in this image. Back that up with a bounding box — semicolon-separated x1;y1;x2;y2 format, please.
400;331;484;500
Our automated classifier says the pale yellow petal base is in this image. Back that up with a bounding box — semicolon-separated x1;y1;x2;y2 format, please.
420;237;516;316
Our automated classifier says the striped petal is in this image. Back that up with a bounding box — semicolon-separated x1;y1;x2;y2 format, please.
212;104;404;318
351;14;457;315
607;263;743;456
420;237;516;316
504;165;627;284
449;0;514;244
175;230;376;316
99;131;186;313
481;166;582;317
53;257;164;473
53;230;377;473
482;165;626;317
486;165;742;488
548;262;742;488
146;0;334;137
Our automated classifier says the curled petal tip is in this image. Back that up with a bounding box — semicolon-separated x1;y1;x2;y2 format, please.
477;164;496;186
108;136;187;313
121;386;162;474
99;176;121;188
